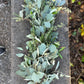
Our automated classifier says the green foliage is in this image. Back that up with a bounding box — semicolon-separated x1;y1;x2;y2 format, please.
49;44;57;53
16;53;24;57
59;47;65;52
44;22;51;28
72;31;76;36
81;55;84;62
38;43;46;55
71;0;76;3
78;1;81;5
70;62;74;67
17;47;23;51
15;0;68;84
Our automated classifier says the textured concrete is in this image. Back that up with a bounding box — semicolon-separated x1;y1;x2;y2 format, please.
52;11;71;84
11;0;29;84
0;1;11;84
52;0;71;84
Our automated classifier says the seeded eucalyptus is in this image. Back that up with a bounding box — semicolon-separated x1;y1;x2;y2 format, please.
15;0;66;84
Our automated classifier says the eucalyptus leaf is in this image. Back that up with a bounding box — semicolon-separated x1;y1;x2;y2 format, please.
37;48;39;56
17;47;23;51
37;72;45;79
24;0;30;4
18;65;26;71
55;73;59;79
38;57;44;62
38;43;46;55
55;0;66;6
26;67;35;74
42;61;48;70
25;75;32;81
49;52;58;59
16;70;27;77
28;82;35;84
36;29;40;36
51;60;55;65
40;26;45;33
19;10;23;18
41;5;49;18
26;46;29;50
50;9;57;14
16;53;24;57
51;32;58;40
46;13;54;21
21;62;25;67
35;36;41;43
37;0;41;8
55;61;60;70
32;51;37;59
31;72;44;83
44;22;51;28
26;34;34;39
49;44;57;53
24;7;29;16
37;65;42;71
42;81;50;84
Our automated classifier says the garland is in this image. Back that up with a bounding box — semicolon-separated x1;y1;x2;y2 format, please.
15;0;68;84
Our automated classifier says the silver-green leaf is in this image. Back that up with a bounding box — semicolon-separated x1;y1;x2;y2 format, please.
44;22;51;28
38;43;46;55
16;53;24;57
16;70;27;77
37;0;41;8
26;34;34;39
31;72;44;83
19;10;23;18
49;44;57;53
17;47;23;51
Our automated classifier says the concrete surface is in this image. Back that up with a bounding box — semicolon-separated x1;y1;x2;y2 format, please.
52;11;71;84
11;0;29;84
0;1;11;84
